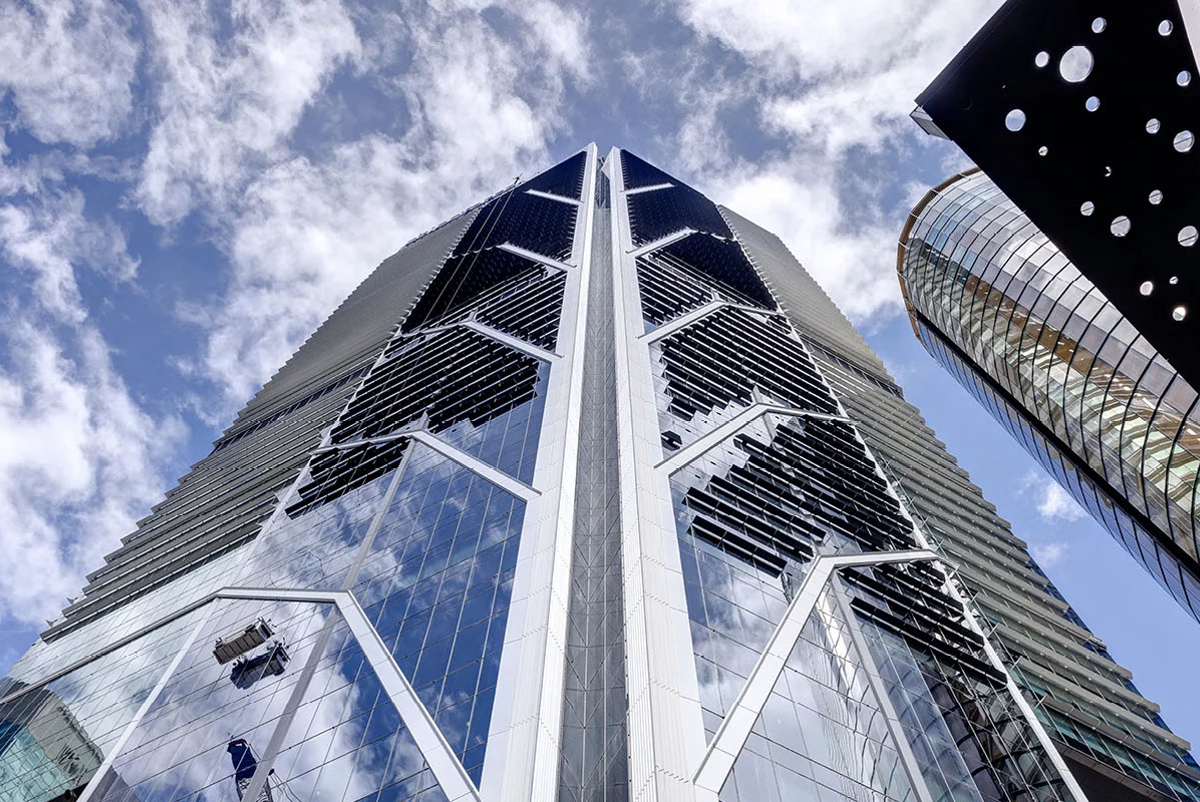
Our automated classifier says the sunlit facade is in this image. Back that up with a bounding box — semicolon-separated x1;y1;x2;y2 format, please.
899;170;1200;624
0;147;1193;802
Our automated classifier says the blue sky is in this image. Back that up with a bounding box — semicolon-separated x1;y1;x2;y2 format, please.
0;0;1197;747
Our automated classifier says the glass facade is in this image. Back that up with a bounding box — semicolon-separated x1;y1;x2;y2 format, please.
899;170;1200;622
0;145;1194;802
0;147;590;802
716;203;1200;801
611;150;1071;802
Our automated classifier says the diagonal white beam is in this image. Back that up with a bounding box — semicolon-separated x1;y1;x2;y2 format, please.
624;182;673;196
312;420;427;455
497;242;574;272
73;586;482;802
525;188;581;206
627;227;695;259
336;591;480;800
641;300;781;344
460;320;559;362
407;430;540;501
309;424;540;504
222;587;481;802
657;403;851;475
399;319;559;363
828;574;935;802
75;606;216;802
692;549;938;796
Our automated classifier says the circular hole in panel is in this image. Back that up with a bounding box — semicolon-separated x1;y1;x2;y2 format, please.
1111;216;1131;237
1086;96;1101;111
1147;118;1162;134
1179;225;1198;246
1059;46;1094;82
1140;281;1155;296
1006;109;1027;131
1175;130;1195;152
1180;71;1193;87
1173;306;1188;321
1150;189;1164;205
1035;51;1050;68
1038;145;1049;156
1160;20;1174;36
1081;201;1095;216
1171;276;1180;285
1092;17;1107;33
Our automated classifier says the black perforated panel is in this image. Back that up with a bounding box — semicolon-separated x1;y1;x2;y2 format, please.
620;149;677;189
917;0;1200;382
521;151;587;200
456;189;577;261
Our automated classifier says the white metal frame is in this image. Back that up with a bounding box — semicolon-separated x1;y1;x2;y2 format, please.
480;143;599;802
627;228;695;260
310;428;540;504
459;319;561;362
525;188;582;207
624;182;673;197
401;317;562;363
497;242;575;273
406;430;540;502
611;148;710;802
691;550;939;799
639;299;782;345
656;403;851;476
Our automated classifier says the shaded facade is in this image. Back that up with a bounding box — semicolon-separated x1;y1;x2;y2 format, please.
0;146;1192;802
899;170;1200;625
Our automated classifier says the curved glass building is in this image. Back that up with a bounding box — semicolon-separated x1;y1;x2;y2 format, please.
899;169;1200;622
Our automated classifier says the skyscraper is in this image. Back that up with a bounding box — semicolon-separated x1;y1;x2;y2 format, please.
735;198;1200;802
898;169;1200;627
910;0;1200;385
0;146;1194;802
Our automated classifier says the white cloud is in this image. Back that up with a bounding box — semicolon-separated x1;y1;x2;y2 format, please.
0;187;182;628
181;0;588;414
701;157;903;322
0;0;141;148
1037;483;1087;523
0;0;592;634
673;0;1002;157
177;137;448;416
653;0;1002;326
1021;468;1087;523
1031;541;1070;569
0;319;185;626
479;0;591;83
0;190;139;323
135;0;363;225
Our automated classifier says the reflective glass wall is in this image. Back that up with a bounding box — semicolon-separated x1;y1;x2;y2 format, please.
612;149;1072;802
899;170;1200;623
